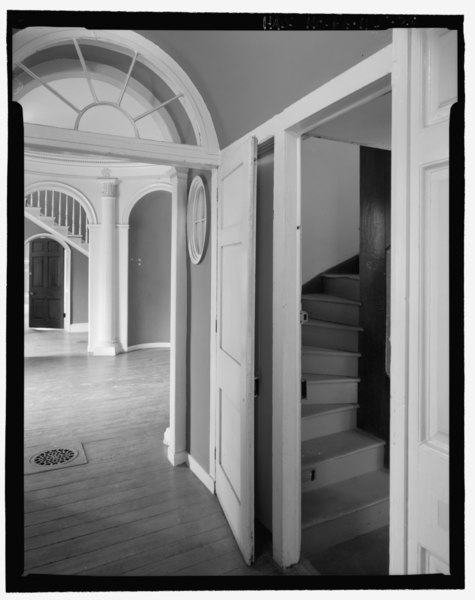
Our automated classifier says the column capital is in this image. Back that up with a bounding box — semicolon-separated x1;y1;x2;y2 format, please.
98;168;119;198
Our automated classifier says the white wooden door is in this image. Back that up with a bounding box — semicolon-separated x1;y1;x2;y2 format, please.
406;28;457;574
215;137;257;564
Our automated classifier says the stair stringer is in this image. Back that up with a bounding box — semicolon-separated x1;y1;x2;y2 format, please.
25;208;89;257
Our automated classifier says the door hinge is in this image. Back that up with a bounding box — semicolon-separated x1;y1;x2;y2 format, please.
300;310;309;325
301;379;307;400
215;319;217;333
254;377;260;399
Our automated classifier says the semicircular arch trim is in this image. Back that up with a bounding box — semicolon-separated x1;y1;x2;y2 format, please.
122;182;173;225
25;181;98;224
13;28;219;153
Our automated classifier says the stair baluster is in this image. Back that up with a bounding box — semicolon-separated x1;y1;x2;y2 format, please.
24;189;90;256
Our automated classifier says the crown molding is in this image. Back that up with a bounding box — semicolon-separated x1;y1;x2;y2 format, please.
25;150;174;180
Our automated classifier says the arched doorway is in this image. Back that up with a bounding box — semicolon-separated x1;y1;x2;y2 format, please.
24;233;71;330
127;189;172;351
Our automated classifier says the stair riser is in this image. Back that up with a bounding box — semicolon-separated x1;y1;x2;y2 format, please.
302;324;360;352
302;353;359;377
305;381;358;405
322;277;360;301
54;226;70;236
302;407;357;441
302;299;359;326
302;445;385;492
38;216;56;227
301;498;389;555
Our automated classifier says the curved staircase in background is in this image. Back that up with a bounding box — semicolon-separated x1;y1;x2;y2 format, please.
25;190;89;257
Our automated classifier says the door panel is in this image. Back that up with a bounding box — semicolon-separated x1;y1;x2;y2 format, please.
406;28;456;574
29;238;64;329
215;137;257;565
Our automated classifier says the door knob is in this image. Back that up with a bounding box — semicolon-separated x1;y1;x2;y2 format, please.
29;291;34;296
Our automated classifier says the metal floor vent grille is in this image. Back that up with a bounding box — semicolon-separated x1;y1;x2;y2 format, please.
30;448;78;466
25;441;88;474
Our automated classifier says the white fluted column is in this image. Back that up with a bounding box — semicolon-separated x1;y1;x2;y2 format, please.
166;167;188;465
93;176;121;356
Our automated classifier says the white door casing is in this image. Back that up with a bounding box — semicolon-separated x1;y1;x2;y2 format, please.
403;28;457;574
215;137;258;565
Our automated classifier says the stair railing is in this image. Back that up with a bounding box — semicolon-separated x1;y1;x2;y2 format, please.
25;190;89;245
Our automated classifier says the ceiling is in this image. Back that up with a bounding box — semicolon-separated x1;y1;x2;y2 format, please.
137;30;392;148
306;92;392;150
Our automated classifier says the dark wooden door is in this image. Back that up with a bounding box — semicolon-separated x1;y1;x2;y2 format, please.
29;239;64;329
358;146;391;464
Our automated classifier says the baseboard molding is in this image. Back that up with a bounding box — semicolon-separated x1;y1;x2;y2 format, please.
126;342;171;352
167;447;188;467
69;322;89;333
187;453;215;494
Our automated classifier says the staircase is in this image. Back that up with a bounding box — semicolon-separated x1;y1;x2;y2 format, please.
25;190;89;257
300;271;389;557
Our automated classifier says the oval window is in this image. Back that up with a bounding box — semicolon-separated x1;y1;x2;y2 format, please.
187;176;208;264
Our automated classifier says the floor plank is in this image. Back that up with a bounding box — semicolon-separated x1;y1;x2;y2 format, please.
24;326;311;577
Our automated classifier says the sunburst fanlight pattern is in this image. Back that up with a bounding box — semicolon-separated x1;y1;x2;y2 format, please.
13;37;194;145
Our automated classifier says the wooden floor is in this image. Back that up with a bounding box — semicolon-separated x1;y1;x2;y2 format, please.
24;327;315;577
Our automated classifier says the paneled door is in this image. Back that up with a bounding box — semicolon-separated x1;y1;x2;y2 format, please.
406;28;457;574
215;137;257;564
29;238;64;329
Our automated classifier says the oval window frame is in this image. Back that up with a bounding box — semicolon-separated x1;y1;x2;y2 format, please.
187;176;208;265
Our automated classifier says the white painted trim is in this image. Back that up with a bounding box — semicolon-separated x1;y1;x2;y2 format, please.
24;233;71;332
212;43;392;568
13;28;219;154
167;448;188;467
24;123;220;170
122;182;173;225
186;453;215;495
25;180;98;224
117;224;129;353
24;209;88;258
389;29;410;576
223;45;392;154
209;168;218;481
69;322;88;333
126;343;170;352
168;168;189;467
87;224;100;353
272;129;302;568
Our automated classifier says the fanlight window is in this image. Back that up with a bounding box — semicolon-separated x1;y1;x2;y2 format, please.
13;37;196;145
187;176;208;265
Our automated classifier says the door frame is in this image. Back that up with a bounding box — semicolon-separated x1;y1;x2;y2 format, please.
216;43;394;568
24;233;71;331
274;49;393;569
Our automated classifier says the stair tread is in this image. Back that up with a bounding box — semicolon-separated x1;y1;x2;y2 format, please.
301;429;385;468
302;470;389;528
301;403;359;419
303;319;363;332
303;373;360;384
322;273;360;280
302;293;361;306
302;345;361;357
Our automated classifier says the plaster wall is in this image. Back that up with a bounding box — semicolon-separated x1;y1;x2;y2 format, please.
128;190;171;347
301;137;360;283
